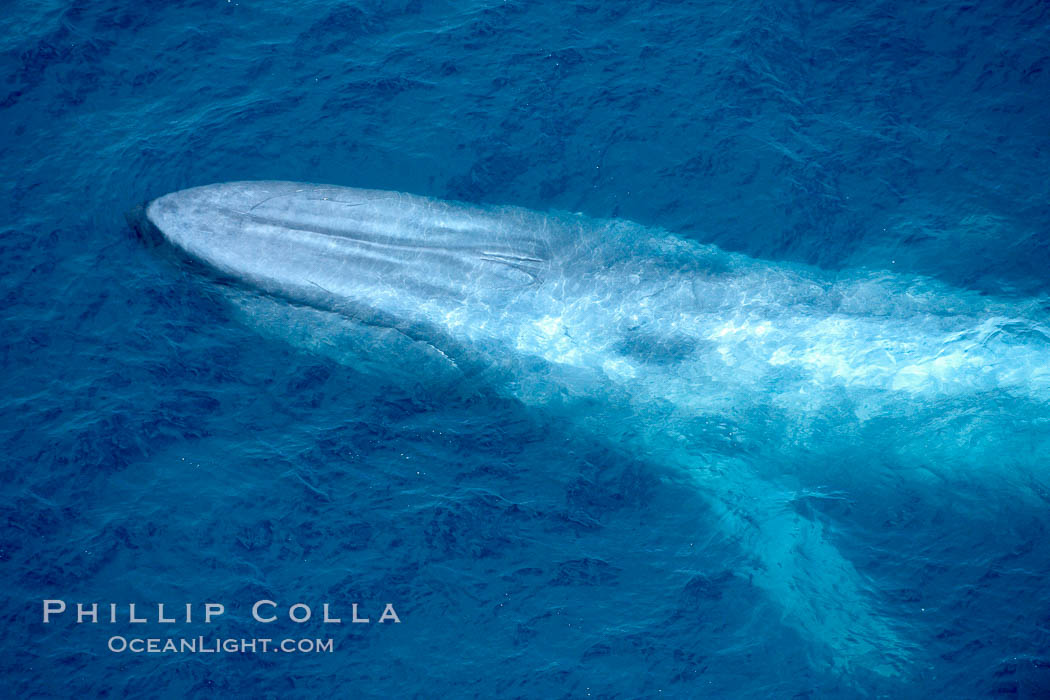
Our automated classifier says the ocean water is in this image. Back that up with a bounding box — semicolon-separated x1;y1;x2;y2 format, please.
2;1;1050;697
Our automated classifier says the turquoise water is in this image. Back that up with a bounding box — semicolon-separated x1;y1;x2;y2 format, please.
3;1;1050;697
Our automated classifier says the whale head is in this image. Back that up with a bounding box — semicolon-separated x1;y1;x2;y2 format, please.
139;181;562;332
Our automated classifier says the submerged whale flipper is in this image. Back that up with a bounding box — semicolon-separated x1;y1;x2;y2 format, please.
140;181;1050;681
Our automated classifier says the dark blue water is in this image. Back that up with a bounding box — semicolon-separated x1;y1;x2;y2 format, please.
3;1;1050;697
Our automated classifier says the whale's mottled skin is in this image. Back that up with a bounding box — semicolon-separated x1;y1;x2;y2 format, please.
142;181;1050;678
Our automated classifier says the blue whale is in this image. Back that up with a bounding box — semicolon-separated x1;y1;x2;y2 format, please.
140;181;1050;678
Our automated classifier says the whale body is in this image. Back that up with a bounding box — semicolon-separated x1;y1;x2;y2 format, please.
140;181;1050;679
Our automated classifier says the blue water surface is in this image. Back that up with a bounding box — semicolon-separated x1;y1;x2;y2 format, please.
2;1;1050;697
